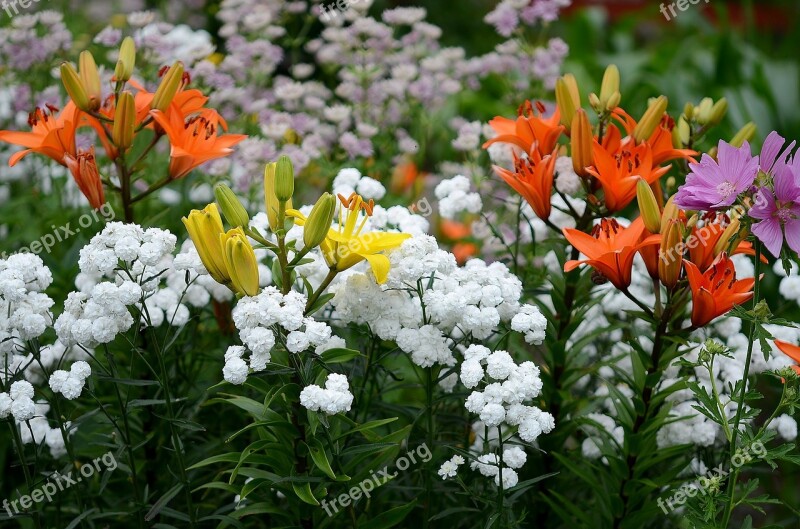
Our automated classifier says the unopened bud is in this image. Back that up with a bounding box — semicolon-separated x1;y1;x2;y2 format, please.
571;109;593;177
606;91;621;111
274;155;295;202
730;122;757;148
588;93;602;112
556;77;578;129
637;178;662;233
79;51;101;111
659;219;683;290
633;95;668;143
660;195;680;234
695;97;714;125
708;98;728;126
303;193;336;249
683;102;695;120
115;37;136;82
713;218;740;257
60;62;91;112
599;64;620;109
151;61;184;112
672;116;690;148
214;184;250;228
112;91;135;151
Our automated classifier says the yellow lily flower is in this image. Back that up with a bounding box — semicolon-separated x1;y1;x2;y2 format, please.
287;193;411;284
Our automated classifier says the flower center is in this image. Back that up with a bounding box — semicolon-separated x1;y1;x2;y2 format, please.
776;203;795;223
716;181;737;200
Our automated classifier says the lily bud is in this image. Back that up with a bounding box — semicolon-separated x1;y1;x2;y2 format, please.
659;219;683;290
672;116;690;148
730;122;757;148
633;95;668;144
556;77;578;129
274;155;295;202
713;218;741;257
637;178;662;234
588;93;602;112
79;51;101;111
182;204;230;285
115;37;136;82
660;195;680;234
686;214;699;230
221;228;260;297
264;162;292;232
64;149;105;210
304;193;336;249
571;109;593;177
683;102;695;120
695;97;714;125
214;183;250;228
606;91;621;112
708;98;728;126
151;61;184;112
666;177;676;193
112;91;136;151
599;64;620;109
60;62;91;112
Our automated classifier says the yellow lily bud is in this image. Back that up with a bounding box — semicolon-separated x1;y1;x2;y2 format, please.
264;162;292;232
214;183;250;228
115;37;136;82
659;219;683;290
695;97;714;125
709;98;728;126
633;95;668;144
221;228;260;297
274;155;295;202
563;74;580;108
606;91;621;112
599;64;620;109
730;122;757;148
556;76;578;128
588;93;602;112
112;91;135;151
60;62;91;112
637;178;662;234
151;61;184;112
713;218;741;257
672;116;690;148
686;214;699;230
665;177;676;194
683;102;694;120
79;51;101;111
304;193;336;249
660;195;680;234
571;109;593;177
182;204;230;285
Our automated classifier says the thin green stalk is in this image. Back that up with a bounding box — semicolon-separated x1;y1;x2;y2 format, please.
8;422;42;529
423;367;435;529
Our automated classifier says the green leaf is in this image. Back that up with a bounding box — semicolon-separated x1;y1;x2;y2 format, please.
292;480;320;506
361;501;416;529
145;483;184;521
306;438;338;480
320;347;362;364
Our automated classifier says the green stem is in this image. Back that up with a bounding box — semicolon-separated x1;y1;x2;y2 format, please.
304;268;338;315
8;422;42;529
423;367;435;529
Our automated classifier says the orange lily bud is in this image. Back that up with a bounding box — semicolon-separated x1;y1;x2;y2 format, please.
659;219;683;290
79;51;101;111
636;178;661;234
113;91;136;151
730;122;757;148
60;62;91;112
660;196;680;234
152;61;184;112
65;149;105;210
633;96;668;144
713;218;741;257
556;77;578;129
571;109;593;177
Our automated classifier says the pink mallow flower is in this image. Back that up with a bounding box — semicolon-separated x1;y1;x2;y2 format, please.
749;161;800;257
674;140;759;210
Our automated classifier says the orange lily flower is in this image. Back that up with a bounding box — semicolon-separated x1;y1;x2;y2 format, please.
493;148;558;220
440;220;476;264
0;103;79;166
684;253;755;328
483;100;565;158
64;148;105;209
774;341;800;376
563;217;648;289
611;109;697;165
586;140;669;212
687;214;761;271
150;108;246;179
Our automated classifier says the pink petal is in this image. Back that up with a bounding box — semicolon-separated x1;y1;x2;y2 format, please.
751;218;784;257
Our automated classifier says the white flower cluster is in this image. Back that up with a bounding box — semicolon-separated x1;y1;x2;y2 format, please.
776;260;800;307
469;448;527;488
461;345;554;441
554;155;582;196
48;361;91;400
332;167;386;201
0;380;36;421
299;373;354;415
77;222;177;276
437;454;465;479
225;287;336;384
434;175;482;219
0;254;55;350
580;413;624;462
333;236;541;357
510;304;548;345
55;283;141;347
